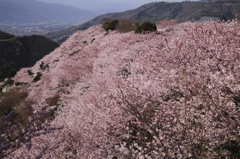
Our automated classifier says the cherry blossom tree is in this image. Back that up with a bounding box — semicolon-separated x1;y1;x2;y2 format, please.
7;21;240;158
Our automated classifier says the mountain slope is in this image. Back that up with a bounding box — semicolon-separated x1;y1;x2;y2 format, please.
0;0;97;25
45;0;240;43
6;21;240;158
0;31;59;81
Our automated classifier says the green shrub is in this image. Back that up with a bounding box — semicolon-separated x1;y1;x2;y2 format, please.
102;19;119;31
102;18;135;33
101;18;111;29
40;62;45;70
33;72;42;82
40;61;49;71
15;82;21;86
135;22;157;33
106;20;119;31
28;70;34;76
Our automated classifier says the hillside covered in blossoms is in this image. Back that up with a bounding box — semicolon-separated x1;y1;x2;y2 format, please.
1;21;240;158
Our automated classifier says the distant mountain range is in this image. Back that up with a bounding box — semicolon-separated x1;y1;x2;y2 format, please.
0;30;59;81
45;0;240;43
38;0;140;14
0;0;97;25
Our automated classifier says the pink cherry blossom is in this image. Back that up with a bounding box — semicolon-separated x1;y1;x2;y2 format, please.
6;21;240;158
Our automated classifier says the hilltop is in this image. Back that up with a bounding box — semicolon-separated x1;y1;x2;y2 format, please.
45;0;240;43
2;21;239;158
0;30;15;39
0;30;59;81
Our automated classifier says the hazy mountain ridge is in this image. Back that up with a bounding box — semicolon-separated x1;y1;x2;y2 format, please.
38;0;140;14
0;30;59;81
0;0;97;25
45;0;240;43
